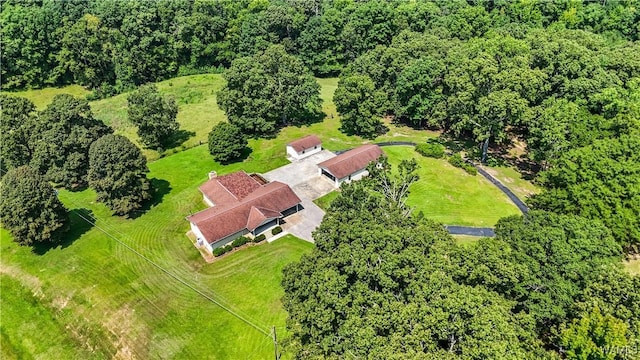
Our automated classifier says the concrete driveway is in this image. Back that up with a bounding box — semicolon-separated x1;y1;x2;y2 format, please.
262;150;337;242
262;150;335;189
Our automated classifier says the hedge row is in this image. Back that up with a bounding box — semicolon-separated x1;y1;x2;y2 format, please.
272;226;283;235
212;234;267;257
448;153;477;175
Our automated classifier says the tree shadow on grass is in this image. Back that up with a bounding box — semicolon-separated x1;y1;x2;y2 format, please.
128;178;172;219
164;129;196;149
32;208;95;255
218;146;253;165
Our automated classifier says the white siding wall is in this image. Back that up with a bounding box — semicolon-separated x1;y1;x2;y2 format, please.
190;222;212;253
287;145;322;160
203;195;214;207
337;168;369;186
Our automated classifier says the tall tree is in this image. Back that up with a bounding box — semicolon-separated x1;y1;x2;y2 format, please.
395;56;446;128
126;84;180;149
333;74;384;139
88;134;151;216
217;45;322;136
57;13;115;89
0;166;69;246
0;95;37;170
30;94;112;189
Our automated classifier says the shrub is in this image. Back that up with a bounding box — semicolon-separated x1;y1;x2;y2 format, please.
272;226;283;235
231;236;248;248
254;234;266;243
448;153;477;175
212;246;228;257
415;142;444;158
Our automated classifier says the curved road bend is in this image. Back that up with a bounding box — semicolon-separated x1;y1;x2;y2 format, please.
367;142;529;237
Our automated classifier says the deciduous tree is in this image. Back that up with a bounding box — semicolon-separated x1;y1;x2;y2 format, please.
127;84;180;149
0;166;69;246
30;94;112;189
207;122;247;164
217;45;322;136
333;74;384;139
88;134;151;216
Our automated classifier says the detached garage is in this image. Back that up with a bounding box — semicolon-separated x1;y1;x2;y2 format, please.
317;144;384;187
286;135;322;160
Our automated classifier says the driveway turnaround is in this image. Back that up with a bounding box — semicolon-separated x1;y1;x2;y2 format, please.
263;150;337;242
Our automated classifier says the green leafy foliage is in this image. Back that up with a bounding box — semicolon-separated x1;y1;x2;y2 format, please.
448;153;477;175
88;134;151;216
558;306;629;360
455;211;622;331
333;74;384;139
30;94;112;189
529;135;640;248
282;162;546;358
212;246;229;257
415;142;444;159
216;45;322;136
253;234;266;243
0;166;69;245
207;122;247;164
231;236;248;248
0;95;37;170
126;84;180;149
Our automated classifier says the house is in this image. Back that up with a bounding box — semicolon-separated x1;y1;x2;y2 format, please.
187;171;301;253
286;135;322;160
317;144;384;187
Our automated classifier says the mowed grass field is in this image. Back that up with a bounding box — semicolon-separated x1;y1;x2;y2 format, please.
1;145;314;359
384;146;521;226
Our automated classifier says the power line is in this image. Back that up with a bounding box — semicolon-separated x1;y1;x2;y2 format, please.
69;207;271;337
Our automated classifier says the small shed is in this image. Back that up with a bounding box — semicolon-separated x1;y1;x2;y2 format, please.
286;135;322;160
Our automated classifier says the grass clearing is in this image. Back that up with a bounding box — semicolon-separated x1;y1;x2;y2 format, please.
313;191;340;211
624;259;640;276
385;146;521;226
1;145;313;359
452;235;483;247
2;84;90;109
481;165;540;201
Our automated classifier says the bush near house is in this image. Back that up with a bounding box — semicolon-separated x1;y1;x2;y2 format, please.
231;236;249;248
254;234;266;243
212;246;229;257
415;142;445;158
448;153;477;175
272;226;283;235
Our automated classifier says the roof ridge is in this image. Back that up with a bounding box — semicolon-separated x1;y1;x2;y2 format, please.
191;182;289;223
320;144;377;167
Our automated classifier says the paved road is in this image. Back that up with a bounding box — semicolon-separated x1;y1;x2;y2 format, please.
445;226;495;237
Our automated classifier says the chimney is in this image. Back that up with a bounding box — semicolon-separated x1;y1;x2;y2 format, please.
208;171;217;179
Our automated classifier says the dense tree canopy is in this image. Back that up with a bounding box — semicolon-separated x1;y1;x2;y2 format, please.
0;166;69;246
126;84;180;149
333;75;384;139
88;134;151;216
217;45;321;136
529;136;640;249
0;95;37;170
30;94;112;189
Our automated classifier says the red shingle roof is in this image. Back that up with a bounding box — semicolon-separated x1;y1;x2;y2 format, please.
188;181;301;244
288;135;322;153
199;171;261;204
318;144;384;179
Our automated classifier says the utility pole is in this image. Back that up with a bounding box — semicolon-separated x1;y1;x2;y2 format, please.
272;326;280;360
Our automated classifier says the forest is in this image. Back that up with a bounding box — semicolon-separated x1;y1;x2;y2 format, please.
2;0;639;359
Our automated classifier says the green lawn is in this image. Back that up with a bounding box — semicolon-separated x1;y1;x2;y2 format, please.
480;165;540;201
452;235;483;247
1;146;314;359
384;146;522;226
313;191;340;211
2;84;90;109
624;259;640;276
